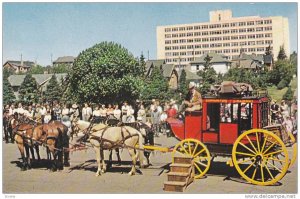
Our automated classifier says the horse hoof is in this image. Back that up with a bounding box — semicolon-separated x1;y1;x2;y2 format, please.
128;172;135;176
21;167;26;171
95;172;101;177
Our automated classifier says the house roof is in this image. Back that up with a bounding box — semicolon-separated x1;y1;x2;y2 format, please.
53;56;75;63
8;73;67;87
162;64;175;78
177;69;202;81
232;53;264;63
4;61;34;68
145;59;165;75
231;59;262;69
191;53;231;64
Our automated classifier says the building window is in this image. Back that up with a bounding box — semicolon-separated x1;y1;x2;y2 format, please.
223;30;230;34
256;34;264;38
232;42;239;47
223;36;230;40
224;49;231;53
248;35;256;39
256;41;264;45
202;38;209;42
194;25;201;30
196;65;200;70
256;27;263;32
222;23;229;28
248;48;256;52
239;22;246;26
231;29;238;34
179;27;185;31
165;46;171;50
257;47;265;52
179;39;186;43
265;33;272;38
187;45;194;49
240;41;247;46
187;57;194;61
264;20;272;24
165;40;171;44
195;51;201;55
247;21;255;26
239;28;247;33
187;26;193;30
231;22;238;27
179;33;186;37
231;36;239;40
187;32;193;37
172;40;179;44
165;28;171;32
195;45;201;49
172;34;178;38
187;51;194;56
165;34;171;38
202;25;208;29
265;40;273;44
232;49;239;53
165;52;172;56
256;20;264;25
239;35;247;39
223;43;231;47
248;41;256;45
180;52;186;56
202;31;209;36
172;46;179;50
187;39;194;43
202;44;209;48
180;45;186;49
195;38;202;42
264;26;272;31
219;14;221;21
172;27;179;31
247;28;255;32
194;32;201;36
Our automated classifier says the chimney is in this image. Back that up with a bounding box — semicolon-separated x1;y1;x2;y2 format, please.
21;54;23;66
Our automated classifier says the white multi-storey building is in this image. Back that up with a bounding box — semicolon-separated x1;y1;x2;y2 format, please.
157;10;290;68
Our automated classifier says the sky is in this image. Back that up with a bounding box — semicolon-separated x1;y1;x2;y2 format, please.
2;2;298;66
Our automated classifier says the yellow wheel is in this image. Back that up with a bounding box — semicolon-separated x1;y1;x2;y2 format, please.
232;129;289;186
172;139;211;179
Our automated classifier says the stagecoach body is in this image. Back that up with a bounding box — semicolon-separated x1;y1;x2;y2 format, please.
167;93;297;186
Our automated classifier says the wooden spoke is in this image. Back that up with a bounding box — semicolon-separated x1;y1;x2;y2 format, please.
193;148;205;158
238;142;257;155
260;164;265;183
242;161;255;174
262;141;278;155
194;158;208;167
192;143;198;156
188;141;192;154
180;143;189;155
256;132;261;153
194;162;204;174
266;157;286;163
260;135;268;154
264;149;284;157
235;151;256;157
246;135;258;153
251;167;258;180
237;157;255;165
266;161;283;173
265;165;275;180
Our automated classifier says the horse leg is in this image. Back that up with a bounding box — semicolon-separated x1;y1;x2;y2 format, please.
128;148;137;176
24;145;31;170
8;127;14;143
17;143;27;171
35;145;41;161
30;146;36;161
4;125;9;143
107;150;113;168
95;146;102;177
116;148;121;166
100;149;106;173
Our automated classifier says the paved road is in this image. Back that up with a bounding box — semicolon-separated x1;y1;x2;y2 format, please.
2;134;297;194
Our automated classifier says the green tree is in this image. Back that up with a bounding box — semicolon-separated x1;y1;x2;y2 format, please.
178;69;188;97
29;65;45;74
277;45;287;60
18;74;39;103
66;41;144;104
268;60;292;86
290;51;297;76
3;68;14;78
44;75;62;103
52;64;70;74
197;54;217;94
3;76;16;105
283;86;293;101
139;53;146;75
141;66;169;103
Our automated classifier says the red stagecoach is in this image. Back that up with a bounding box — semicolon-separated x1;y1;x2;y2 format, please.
166;83;297;186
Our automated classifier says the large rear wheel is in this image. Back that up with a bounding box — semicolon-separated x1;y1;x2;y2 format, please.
172;138;211;179
232;129;289;186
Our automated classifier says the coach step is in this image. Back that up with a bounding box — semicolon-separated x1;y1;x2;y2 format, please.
163;181;186;192
167;172;189;182
170;163;191;173
173;156;193;164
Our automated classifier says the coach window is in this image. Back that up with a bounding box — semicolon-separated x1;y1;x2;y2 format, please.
220;103;238;123
207;103;220;131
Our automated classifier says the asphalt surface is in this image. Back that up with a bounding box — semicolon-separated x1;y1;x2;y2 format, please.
2;134;298;194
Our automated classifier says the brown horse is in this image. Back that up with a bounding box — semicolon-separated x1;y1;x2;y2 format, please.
32;121;70;171
11;117;41;171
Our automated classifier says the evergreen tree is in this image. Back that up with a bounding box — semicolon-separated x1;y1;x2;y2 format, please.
197;54;217;94
178;69;188;97
141;66;169;103
283;86;293;101
18;74;39;103
44;75;62;103
139;53;146;75
277;45;287;60
3;76;16;105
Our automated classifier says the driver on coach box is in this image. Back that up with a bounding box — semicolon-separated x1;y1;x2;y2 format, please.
183;82;202;112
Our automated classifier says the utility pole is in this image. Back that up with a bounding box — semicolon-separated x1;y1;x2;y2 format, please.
147;50;149;60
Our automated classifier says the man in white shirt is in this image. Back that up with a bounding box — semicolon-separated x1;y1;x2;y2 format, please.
113;104;121;120
121;102;130;123
17;103;25;115
82;103;92;121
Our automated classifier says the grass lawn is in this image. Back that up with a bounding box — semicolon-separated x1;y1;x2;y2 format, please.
267;77;297;101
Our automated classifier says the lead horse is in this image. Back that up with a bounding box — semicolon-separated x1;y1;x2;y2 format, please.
73;119;146;176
